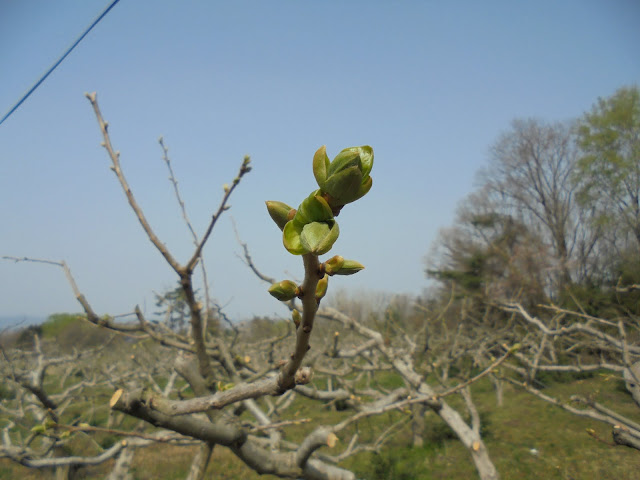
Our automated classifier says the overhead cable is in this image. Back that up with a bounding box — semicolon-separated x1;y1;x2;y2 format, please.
0;0;121;127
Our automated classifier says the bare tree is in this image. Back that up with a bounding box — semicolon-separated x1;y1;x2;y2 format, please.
481;118;593;290
497;301;640;451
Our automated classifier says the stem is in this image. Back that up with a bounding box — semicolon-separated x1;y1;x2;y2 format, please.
277;254;321;391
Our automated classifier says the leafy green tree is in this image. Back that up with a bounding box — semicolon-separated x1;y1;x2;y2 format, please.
575;86;640;248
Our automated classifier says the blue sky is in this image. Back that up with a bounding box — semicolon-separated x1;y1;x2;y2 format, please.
1;1;639;325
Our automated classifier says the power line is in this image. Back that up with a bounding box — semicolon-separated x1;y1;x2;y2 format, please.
0;0;121;127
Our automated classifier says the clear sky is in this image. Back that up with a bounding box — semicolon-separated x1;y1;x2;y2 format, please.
1;1;639;325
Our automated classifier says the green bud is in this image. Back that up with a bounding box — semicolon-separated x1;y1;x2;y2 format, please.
348;175;373;204
323;255;345;275
266;201;295;231
327;149;361;177
316;146;374;209
315;274;329;301
323;165;364;204
313;145;330;187
333;259;365;276
341;145;373;180
294;191;334;225
292;309;301;329
283;220;308;255
268;280;299;301
300;220;340;255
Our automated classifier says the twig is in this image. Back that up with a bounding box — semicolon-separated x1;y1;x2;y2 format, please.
436;347;513;399
1;256;141;333
247;418;311;433
233;220;276;284
184;156;252;275
53;423;189;444
159;137;214;333
85;92;183;274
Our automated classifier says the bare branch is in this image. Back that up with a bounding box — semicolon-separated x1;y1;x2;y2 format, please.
85;92;182;274
184;156;252;274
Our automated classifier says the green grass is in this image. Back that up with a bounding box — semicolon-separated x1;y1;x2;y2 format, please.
1;374;638;479
346;375;639;480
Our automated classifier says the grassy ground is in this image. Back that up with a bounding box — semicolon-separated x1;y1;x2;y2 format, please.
1;374;638;479
346;375;639;480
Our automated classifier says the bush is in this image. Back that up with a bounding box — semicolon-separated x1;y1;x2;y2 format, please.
40;313;120;350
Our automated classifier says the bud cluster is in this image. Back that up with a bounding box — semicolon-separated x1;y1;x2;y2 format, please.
265;145;373;305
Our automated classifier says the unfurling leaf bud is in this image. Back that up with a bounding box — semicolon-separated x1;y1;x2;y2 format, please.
300;220;340;255
268;280;299;301
266;201;295;231
292;309;301;328
283;220;307;255
333;259;365;276
315;274;329;301
294;191;334;225
283;191;340;255
314;145;374;210
312;146;330;188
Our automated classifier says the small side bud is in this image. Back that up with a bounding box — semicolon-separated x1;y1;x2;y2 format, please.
292;309;301;329
323;255;345;275
268;280;298;301
315;274;329;301
333;259;365;275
